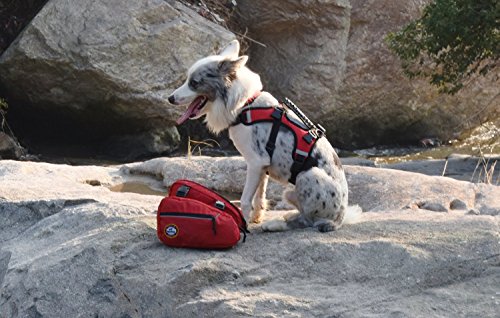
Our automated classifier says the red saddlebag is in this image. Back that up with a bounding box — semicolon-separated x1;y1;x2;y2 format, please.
157;180;248;249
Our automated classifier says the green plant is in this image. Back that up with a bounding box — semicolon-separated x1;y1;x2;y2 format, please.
386;0;499;94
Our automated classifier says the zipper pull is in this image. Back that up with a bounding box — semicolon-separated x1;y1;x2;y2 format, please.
214;200;225;210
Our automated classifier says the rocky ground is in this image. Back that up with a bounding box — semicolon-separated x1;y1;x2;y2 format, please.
1;157;498;317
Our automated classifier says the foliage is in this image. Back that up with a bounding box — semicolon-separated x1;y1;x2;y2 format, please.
0;97;6;111
386;0;499;94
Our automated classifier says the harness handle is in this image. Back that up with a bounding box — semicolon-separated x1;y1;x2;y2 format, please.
282;98;326;137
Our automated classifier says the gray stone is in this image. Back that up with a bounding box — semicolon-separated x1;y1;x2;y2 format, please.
236;0;351;120
419;201;449;213
1;159;500;317
0;132;24;159
467;208;480;215
126;156;500;215
450;198;468;210
0;0;234;158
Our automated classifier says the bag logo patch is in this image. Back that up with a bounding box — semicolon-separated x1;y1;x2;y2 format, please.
165;224;179;238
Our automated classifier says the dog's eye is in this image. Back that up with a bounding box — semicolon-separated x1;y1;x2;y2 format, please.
189;79;200;89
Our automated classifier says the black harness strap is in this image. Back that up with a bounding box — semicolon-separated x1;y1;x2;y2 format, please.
265;107;284;159
289;151;319;184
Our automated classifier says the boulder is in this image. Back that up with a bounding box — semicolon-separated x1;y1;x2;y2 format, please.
0;132;24;159
236;0;499;148
329;0;500;148
125;156;500;215
0;0;235;159
235;0;351;119
1;159;499;317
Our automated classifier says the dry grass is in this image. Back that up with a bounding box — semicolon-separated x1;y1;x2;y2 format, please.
178;0;260;53
187;136;221;159
470;146;499;185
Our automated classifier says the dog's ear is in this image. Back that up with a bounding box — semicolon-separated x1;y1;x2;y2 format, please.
219;56;248;75
218;40;240;58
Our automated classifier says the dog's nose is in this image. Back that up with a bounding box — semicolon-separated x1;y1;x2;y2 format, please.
168;95;175;104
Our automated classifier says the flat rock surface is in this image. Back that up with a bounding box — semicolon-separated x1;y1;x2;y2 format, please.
1;158;499;317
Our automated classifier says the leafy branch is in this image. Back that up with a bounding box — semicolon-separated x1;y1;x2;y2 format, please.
386;0;499;94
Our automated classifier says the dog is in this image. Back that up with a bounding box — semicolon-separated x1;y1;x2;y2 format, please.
168;40;361;232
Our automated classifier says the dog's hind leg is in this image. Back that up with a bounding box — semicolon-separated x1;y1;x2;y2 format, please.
283;188;300;209
261;212;311;232
313;206;346;232
251;173;268;223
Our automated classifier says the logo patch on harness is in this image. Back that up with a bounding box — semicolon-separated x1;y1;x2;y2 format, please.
165;224;179;238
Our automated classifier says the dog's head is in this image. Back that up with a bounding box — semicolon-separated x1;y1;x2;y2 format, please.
168;40;251;126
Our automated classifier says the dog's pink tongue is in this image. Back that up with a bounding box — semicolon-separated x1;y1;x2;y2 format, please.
176;96;204;125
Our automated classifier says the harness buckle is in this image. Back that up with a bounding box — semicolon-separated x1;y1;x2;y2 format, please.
271;107;284;120
303;132;315;144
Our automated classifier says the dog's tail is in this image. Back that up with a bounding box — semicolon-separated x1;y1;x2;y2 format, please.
343;205;363;225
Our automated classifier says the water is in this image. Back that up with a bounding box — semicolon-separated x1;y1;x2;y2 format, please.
109;182;167;196
355;120;500;164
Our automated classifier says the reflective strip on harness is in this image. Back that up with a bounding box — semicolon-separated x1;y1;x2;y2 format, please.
246;111;252;124
295;149;309;157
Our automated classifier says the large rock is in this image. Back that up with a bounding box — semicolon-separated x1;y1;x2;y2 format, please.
329;0;499;148
235;0;351;119
236;0;499;148
125;156;500;215
1;159;499;317
0;132;24;159
0;0;235;159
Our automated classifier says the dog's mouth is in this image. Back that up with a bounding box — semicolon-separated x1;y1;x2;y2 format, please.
176;96;208;125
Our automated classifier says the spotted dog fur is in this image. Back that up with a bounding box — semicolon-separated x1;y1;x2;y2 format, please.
169;40;361;232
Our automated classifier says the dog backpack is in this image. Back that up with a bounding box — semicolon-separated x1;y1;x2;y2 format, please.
157;179;248;249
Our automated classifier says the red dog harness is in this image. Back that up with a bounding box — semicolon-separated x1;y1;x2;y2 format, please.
232;93;324;184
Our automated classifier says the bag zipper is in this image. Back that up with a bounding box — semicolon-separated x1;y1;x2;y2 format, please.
160;212;217;235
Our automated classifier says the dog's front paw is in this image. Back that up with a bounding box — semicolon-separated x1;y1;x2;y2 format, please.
250;209;265;224
261;219;288;232
250;199;267;223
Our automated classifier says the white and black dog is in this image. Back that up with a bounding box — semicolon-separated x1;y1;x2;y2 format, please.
168;40;360;232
